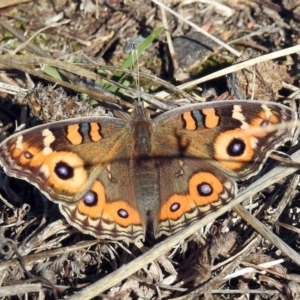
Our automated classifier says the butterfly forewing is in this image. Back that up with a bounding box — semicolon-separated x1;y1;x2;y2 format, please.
153;100;297;179
0;117;131;202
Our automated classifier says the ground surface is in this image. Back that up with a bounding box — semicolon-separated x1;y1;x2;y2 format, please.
0;0;299;299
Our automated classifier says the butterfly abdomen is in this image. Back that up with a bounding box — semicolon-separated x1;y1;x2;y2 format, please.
132;155;160;223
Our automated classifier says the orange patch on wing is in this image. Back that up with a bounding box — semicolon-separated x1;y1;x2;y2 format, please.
249;110;280;127
183;112;197;130
269;114;280;124
244;123;267;138
159;172;224;221
10;144;22;159
159;194;194;221
44;151;87;195
67;124;82;145
189;172;223;205
77;181;142;227
214;128;255;171
90;123;102;142
202;108;219;128
77;181;105;217
258;110;280;124
29;150;48;167
247;110;280;137
10;139;46;166
104;201;142;227
249;117;265;127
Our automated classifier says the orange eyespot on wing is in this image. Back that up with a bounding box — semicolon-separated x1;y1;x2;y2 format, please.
214;128;257;171
258;105;280;125
2;134;90;200
10;139;46;166
59;180;144;241
42;151;88;196
8;138;88;198
157;172;234;237
159;172;225;221
244;107;281;137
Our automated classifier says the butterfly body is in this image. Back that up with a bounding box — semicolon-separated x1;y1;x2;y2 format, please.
0;100;297;241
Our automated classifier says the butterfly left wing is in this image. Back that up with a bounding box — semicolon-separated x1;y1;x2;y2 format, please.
0;117;147;241
152;100;297;237
0;117;131;203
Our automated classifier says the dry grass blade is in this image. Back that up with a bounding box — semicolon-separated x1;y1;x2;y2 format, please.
0;240;99;272
151;0;240;57
240;261;300;283
0;0;31;9
178;44;300;90
0;81;28;96
67;151;300;300
233;204;300;265
0;55;134;109
0;54;195;106
0;283;42;297
0;18;49;57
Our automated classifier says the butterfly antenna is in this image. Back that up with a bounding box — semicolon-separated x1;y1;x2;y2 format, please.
130;43;142;107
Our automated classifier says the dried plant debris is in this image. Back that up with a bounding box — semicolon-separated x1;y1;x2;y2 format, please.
194;231;239;285
230;56;294;101
24;84;108;122
0;0;299;299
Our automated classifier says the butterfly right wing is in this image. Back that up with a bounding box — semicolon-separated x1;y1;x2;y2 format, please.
151;100;296;237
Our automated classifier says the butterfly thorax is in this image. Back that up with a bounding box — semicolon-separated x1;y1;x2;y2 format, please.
132;120;152;154
131;105;152;153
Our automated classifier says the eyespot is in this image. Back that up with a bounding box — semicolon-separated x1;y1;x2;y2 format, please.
118;209;129;218
83;191;98;206
197;182;213;197
24;151;33;159
170;202;180;212
227;138;245;157
214;129;255;171
260;120;269;127
54;161;74;180
159;172;227;224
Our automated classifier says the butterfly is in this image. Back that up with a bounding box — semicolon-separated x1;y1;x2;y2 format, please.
0;100;297;242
